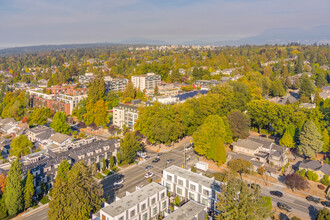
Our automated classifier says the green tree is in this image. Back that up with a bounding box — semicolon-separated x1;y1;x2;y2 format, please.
102;158;106;171
154;85;160;96
295;54;304;74
28;107;52;125
322;129;329;153
314;92;322;106
193;115;232;157
321;175;330;186
216;178;272;220
123;81;136;103
227;110;250;139
50;112;71;134
48;161;104;220
105;91;122;109
88;77;105;103
269;79;286;97
109;156;114;169
0;198;7;219
306;170;318;181
10;135;33;157
120;132;140;163
279;129;295;148
56;159;71;182
299;73;315;97
93;99;109;127
316;72;327;88
317;208;330;220
24;171;34;209
298;120;323;157
228;159;253;179
4;159;24;216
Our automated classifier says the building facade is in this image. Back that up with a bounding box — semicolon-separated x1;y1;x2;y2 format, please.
105;78;128;92
113;100;142;130
131;73;161;92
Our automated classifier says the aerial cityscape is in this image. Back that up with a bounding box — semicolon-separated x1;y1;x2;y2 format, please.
0;1;330;220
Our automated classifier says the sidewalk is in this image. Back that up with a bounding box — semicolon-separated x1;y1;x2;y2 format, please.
145;136;193;153
13;204;49;220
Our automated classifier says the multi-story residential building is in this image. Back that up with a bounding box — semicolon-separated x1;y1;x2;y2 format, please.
193;80;220;89
145;83;180;97
100;183;168;220
131;73;161;92
161;165;221;213
164;200;206;220
56;93;87;114
113;99;148;130
105;78;128;92
46;85;88;98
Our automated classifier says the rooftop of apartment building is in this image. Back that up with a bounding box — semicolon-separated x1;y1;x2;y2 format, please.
102;183;166;217
115;99;152;110
164;201;206;220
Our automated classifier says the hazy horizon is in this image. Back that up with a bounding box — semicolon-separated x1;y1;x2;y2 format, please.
1;0;330;48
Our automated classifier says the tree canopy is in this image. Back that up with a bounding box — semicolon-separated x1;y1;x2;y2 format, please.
50;112;71;134
10;134;33;157
120;132;141;163
298;120;323;157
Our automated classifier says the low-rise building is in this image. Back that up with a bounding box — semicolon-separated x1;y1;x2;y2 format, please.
161;165;221;213
164;200;206;220
100;183;168;220
298;160;330;180
193;80;220;89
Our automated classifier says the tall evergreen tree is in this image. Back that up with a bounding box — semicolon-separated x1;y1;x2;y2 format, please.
50;112;71;134
299;73;315;97
295;54;304;74
154;85;160;96
120;132;140;163
24;171;34;209
4;159;24;216
279;129;295;148
56;160;71;182
316;72;327;88
123;81;136;103
322;129;329;153
298;120;323;157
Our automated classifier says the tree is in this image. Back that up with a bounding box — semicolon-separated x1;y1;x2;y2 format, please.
48;161;104;220
93;99;109;127
4;159;24;216
292;75;300;89
56;159;71;182
299;73;315;97
322;129;329;153
270;79;286;97
154;85;160;96
88;77;105;103
50;112;71;134
122;81;136;103
24;171;34;209
109;156;114;169
317;208;330;220
228;159;253;179
120;132;140;163
0;197;7;219
316;72;327;88
227;110;250;139
295;54;304;74
298;120;323;157
285;173;309;191
28;107;52;125
0;173;6;195
314;92;322;106
102;158;106;171
193;115;232;160
206;136;227;165
216;177;272;220
279;129;295;148
10;135;33;157
321;175;330;186
306;170;318;181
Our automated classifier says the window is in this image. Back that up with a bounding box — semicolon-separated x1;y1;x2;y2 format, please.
166;183;171;191
162;201;167;210
203;189;210;196
141;203;146;211
142;212;148;220
178;179;183;186
189;192;195;200
177;187;182;195
151;198;156;205
161;192;165;199
190;184;196;191
153;207;157;216
167;175;172;181
130;210;135;217
202;197;208;206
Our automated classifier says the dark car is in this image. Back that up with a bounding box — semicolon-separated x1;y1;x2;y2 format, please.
248;183;260;190
321;201;330;207
113;184;123;191
166;159;174;164
277;202;292;212
152;158;160;163
306;196;320;203
145;165;153;171
270;190;283;197
114;174;124;181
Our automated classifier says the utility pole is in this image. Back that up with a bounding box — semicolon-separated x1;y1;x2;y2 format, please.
183;143;186;169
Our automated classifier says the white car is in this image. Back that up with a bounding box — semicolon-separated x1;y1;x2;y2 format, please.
114;178;124;185
145;172;154;178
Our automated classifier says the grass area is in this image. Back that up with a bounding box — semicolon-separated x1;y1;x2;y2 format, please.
95;173;104;179
111;166;119;172
103;169;113;176
39;196;50;205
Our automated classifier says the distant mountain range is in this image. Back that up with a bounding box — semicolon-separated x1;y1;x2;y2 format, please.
1;26;330;56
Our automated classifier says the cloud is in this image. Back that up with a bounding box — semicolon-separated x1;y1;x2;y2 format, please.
0;0;329;47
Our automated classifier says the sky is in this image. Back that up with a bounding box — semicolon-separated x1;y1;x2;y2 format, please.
0;0;330;48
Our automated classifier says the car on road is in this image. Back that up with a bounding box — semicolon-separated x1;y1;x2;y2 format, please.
248;183;260;190
114;174;124;181
152;158;160;163
145;172;154;178
185;145;193;151
145;165;153;171
114;178;124;185
156;153;163;158
166;159;174;164
306;196;320;203
277;202;292;212
113;184;123;191
321;201;330;207
270;190;283;197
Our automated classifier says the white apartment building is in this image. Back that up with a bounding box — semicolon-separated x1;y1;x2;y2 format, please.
164;200;206;220
113;100;142;130
100;183;168;220
161;165;221;212
131;73;161;92
56;93;87;115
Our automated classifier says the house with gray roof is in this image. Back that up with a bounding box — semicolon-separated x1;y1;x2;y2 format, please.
298;160;330;179
164;200;206;220
100;182;168;220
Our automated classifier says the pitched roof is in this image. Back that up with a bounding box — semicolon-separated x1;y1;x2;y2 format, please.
36;130;56;141
232;139;263;150
320;163;330;176
299;160;322;170
49;133;71;144
164;200;205;220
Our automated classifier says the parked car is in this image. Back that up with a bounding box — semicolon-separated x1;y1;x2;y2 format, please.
270;191;283;197
152;158;160;163
113;184;123;191
277;202;292;212
321;201;330;207
145;172;154;178
145;165;153;171
248;183;260;190
166;159;174;164
114;174;124;181
306;196;320;203
114;178;124;185
157;153;163;158
185;145;193;151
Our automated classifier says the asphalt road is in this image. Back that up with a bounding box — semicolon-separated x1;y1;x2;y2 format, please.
101;144;199;201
